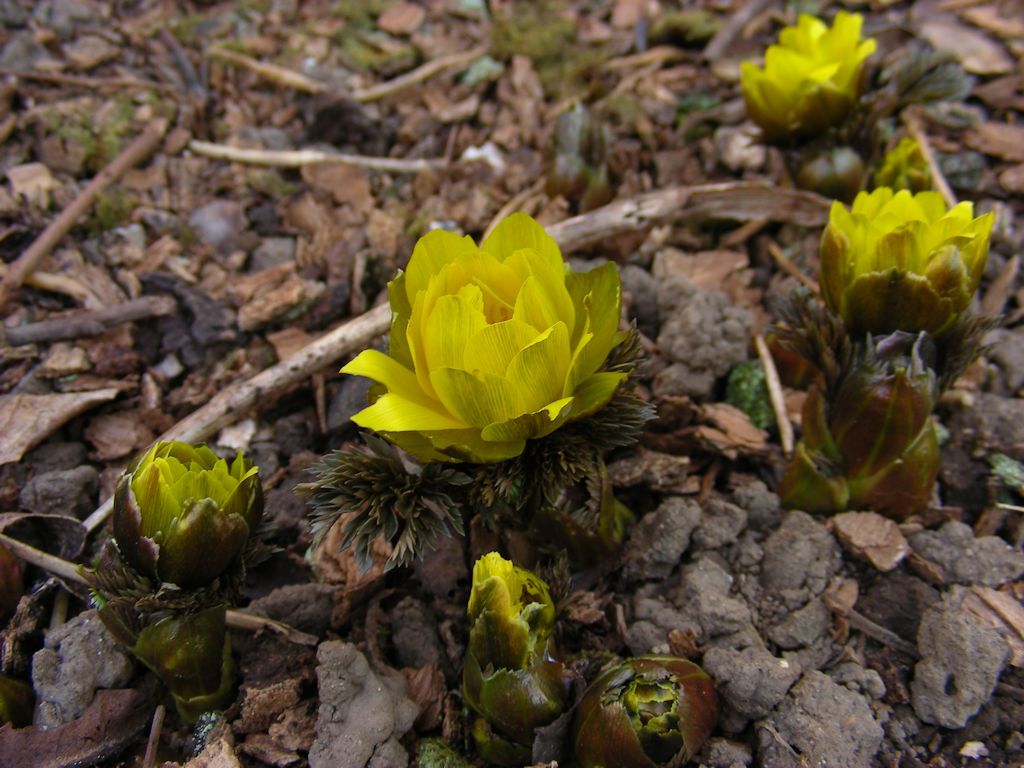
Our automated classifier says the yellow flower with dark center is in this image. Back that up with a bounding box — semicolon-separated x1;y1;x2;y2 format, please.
820;188;994;337
112;441;263;589
740;12;876;142
342;213;625;463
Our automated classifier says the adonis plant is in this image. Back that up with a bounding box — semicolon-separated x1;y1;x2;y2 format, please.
83;441;268;721
740;11;971;201
775;188;995;518
304;213;652;570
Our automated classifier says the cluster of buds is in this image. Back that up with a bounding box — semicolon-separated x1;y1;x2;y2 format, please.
85;441;264;721
308;213;652;571
778;188;995;518
546;102;613;213
462;553;568;765
463;554;718;765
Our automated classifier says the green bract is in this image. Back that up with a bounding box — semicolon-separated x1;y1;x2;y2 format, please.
780;332;939;518
342;213;626;464
113;441;263;589
462;552;568;765
573;656;719;768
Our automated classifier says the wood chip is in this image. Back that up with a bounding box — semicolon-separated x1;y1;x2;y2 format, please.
84;410;156;460
229;263;325;332
961;5;1024;39
7;162;57;208
961;586;1024;667
999;164;1024;194
918;16;1014;74
376;3;427;35
964;122;1024;162
697;402;769;457
0;389;119;464
832;511;910;572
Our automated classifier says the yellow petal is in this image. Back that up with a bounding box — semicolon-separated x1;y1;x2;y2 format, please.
481;212;564;268
464;319;538;377
351;392;466;433
386;272;415;368
341;349;427;403
430;367;523;428
422;285;487;371
569;372;627;419
404;228;478;301
505;322;571;412
481;397;575;442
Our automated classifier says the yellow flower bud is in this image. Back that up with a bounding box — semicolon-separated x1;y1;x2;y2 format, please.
820;188;995;337
342;213;626;463
740;12;876;142
874;138;932;192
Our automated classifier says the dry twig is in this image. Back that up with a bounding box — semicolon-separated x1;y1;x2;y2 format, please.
141;706;165;768
2;295;177;346
188;140;447;173
755;333;794;455
0;118;169;311
767;240;820;293
902;107;957;208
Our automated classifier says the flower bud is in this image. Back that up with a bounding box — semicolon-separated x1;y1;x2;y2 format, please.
741;12;876;143
573;656;718;768
794;146;864;203
781;332;940;517
112;441;263;589
462;553;569;765
874;137;932;192
820;188;994;338
547;102;613;213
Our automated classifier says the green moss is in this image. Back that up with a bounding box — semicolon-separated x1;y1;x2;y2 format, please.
415;738;472;768
492;0;605;98
247;169;299;198
89;188;137;234
44;94;138;173
725;360;776;430
169;13;204;46
330;0;395;25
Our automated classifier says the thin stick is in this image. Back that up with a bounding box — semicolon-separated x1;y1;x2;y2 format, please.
350;44;488;103
209;43;488;103
0;118;169;311
767;240;819;293
703;0;773;60
0;532;318;645
208;47;325;94
902;108;957;209
483;179;546;240
844;607;920;658
2;295;177;346
82;302;392;533
755;333;794;456
141;705;165;768
188;140;446;173
0;68;179;95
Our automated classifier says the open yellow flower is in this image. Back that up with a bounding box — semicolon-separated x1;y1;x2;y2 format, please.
342;213;625;463
820;188;994;337
740;12;876;142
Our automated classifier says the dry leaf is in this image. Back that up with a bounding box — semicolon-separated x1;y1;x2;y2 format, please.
961;586;1024;667
7;162;57;208
313;514;391;623
0;389;119;465
377;2;426;35
999;164;1024;194
697;402;769;456
919;16;1014;75
266;327;315;361
823;577;859;615
84;410;155;460
961;6;1024;39
401;664;445;730
964;122;1024;162
832;511;909;572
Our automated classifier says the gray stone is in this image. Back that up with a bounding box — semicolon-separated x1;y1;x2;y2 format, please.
703;736;753;767
26;441;87;474
32;610;135;729
0;32;49;70
731;478;781;531
389;597;442;669
247;583;335;637
619;264;659;339
766;597;830;650
761;511;841;607
250;237;297;272
34;0;99;39
911;587;1010;728
829;662;887;700
987;328;1024;394
759;671;884;768
692;497;747;551
622;496;701;581
856;570;940;641
310;641;418;768
188;200;248;254
328;375;374;433
704;644;801;721
672;556;751;640
909;521;1024;587
652;273;752;400
625;594;697;655
19;465;98;518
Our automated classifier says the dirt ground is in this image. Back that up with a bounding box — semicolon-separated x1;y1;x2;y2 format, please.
1;1;1024;766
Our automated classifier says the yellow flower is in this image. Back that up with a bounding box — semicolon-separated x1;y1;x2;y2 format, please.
820;188;994;337
342;213;626;463
740;12;876;142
